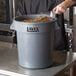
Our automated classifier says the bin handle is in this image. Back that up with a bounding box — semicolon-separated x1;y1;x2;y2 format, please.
10;22;15;30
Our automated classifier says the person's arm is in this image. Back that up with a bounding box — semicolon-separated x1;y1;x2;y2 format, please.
53;0;76;14
65;0;76;7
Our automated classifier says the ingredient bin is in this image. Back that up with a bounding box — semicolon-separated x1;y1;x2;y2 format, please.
10;14;56;69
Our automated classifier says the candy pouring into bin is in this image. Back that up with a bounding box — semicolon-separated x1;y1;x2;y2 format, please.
10;14;56;69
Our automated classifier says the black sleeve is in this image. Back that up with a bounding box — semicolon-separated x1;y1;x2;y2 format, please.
16;0;27;16
55;0;64;5
73;0;76;1
48;0;64;11
48;0;56;11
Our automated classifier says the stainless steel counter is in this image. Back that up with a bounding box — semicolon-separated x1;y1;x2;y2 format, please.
0;42;76;76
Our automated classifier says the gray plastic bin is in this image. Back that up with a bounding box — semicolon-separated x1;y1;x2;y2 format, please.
10;15;56;69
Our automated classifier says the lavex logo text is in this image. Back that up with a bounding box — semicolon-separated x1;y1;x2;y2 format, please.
27;27;39;32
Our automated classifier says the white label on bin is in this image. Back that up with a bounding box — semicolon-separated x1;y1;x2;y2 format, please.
27;27;39;32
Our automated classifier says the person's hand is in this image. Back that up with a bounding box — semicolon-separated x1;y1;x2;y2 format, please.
53;1;68;14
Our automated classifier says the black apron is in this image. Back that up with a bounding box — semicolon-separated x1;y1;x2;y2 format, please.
16;0;66;50
17;0;56;15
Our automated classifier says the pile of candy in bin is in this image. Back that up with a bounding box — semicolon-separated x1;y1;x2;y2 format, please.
21;16;51;23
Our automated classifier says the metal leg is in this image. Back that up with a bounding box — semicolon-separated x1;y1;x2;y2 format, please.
70;66;73;76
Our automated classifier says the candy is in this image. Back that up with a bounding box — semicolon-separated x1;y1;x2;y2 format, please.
21;16;51;23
